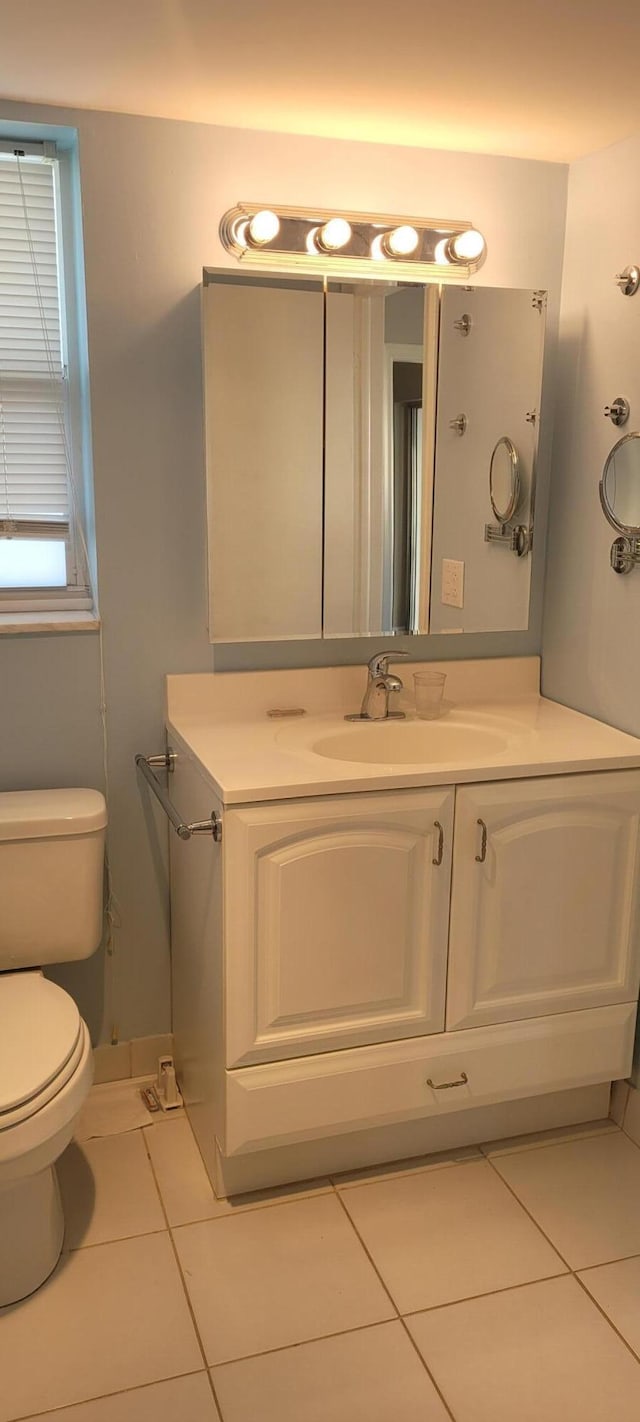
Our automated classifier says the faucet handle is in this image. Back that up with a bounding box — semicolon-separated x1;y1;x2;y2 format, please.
367;650;409;678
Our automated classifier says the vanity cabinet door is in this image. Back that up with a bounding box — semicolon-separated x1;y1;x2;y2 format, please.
446;771;640;1031
224;788;454;1067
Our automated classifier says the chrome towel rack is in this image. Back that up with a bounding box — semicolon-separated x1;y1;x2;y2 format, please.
135;751;222;842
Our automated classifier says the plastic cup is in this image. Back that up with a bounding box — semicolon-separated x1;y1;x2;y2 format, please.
414;670;446;720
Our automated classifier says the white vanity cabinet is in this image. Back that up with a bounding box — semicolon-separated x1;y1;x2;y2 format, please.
169;746;640;1195
446;771;640;1030
224;788;454;1067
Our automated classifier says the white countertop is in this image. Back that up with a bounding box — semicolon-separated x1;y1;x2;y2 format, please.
165;658;640;806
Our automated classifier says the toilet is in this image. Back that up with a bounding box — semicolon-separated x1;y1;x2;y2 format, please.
0;788;107;1307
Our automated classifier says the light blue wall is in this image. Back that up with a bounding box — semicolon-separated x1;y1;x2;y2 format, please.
541;129;640;1082
0;99;568;1042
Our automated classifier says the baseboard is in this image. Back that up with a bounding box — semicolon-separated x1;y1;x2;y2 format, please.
619;1078;640;1146
93;1034;173;1084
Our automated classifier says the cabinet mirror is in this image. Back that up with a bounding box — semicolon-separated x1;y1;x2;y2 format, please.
203;271;547;643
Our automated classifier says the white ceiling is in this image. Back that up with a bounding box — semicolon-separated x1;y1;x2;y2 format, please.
1;0;640;163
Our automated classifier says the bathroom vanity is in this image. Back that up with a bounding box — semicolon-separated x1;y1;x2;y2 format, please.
164;658;640;1196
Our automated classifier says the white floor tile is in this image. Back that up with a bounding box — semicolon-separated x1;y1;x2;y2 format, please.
57;1131;165;1248
173;1193;394;1365
0;1233;203;1422
340;1158;565;1313
211;1321;448;1422
333;1144;481;1187
144;1117;330;1227
144;1118;218;1225
493;1131;640;1268
26;1374;219;1422
408;1275;640;1422
579;1255;640;1356
481;1117;618;1157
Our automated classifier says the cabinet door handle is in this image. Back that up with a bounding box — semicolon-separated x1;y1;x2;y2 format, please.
427;1071;469;1090
475;818;488;863
432;820;444;866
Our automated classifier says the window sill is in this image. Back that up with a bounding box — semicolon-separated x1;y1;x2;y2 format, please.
0;609;100;635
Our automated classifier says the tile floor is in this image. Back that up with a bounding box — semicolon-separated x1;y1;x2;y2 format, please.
2;1088;640;1420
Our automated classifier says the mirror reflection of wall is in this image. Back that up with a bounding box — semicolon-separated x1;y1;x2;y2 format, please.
203;275;324;642
323;282;438;638
202;272;548;644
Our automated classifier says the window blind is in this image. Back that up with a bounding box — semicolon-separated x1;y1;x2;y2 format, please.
0;151;69;540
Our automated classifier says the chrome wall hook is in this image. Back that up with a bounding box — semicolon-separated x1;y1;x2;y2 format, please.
604;397;630;427
615;265;640;296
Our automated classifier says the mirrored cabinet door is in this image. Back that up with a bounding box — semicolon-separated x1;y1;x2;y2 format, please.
430;287;545;634
203;276;324;642
203;272;548;644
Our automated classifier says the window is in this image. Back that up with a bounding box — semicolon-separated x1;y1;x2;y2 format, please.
0;139;91;610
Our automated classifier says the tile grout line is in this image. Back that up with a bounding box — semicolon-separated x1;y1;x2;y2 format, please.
578;1248;640;1275
10;1370;211;1422
478;1122;621;1161
145;1112;338;1224
485;1150;640;1370
399;1269;579;1319
572;1270;640;1369
141;1130;224;1419
330;1152;481;1191
207;1317;434;1372
484;1152;574;1271
334;1186;458;1422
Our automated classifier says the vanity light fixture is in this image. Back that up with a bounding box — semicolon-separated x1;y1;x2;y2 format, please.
245;209;280;247
219;203;487;281
381;224;420;258
314;217;352;252
435;229;486;265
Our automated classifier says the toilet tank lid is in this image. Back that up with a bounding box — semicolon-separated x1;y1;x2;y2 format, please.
0;789;107;841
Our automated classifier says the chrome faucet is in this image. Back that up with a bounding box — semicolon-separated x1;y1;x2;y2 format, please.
346;651;409;722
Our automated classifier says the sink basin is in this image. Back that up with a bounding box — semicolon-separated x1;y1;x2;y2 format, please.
312;719;510;765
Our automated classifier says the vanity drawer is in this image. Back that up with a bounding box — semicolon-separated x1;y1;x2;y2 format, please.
222;1002;635;1155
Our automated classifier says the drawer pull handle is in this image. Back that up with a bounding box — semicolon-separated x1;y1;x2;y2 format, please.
427;1071;469;1090
432;821;444;866
475;818;487;863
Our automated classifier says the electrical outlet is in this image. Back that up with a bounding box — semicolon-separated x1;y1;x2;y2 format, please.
441;558;464;609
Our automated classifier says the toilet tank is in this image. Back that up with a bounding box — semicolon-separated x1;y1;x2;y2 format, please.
0;789;107;969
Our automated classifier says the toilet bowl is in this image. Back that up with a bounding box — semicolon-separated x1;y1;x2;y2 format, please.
0;973;94;1305
0;788;106;1306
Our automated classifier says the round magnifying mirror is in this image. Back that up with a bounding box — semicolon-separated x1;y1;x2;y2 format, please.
489;436;520;524
599;431;640;534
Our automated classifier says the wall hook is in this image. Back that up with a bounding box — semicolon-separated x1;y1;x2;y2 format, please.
615;265;640;296
604;397;630;427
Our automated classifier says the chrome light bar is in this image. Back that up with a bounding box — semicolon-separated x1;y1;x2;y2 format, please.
219;203;487;281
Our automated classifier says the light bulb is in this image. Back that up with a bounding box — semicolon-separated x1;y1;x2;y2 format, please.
449;228;485;262
434;238;450;265
316;217;352;252
384;224;419;258
247;209;280;246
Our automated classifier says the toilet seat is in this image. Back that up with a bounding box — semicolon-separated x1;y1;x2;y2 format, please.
0;973;83;1130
